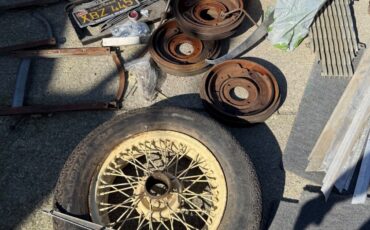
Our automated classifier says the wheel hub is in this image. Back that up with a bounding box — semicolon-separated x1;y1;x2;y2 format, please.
135;171;182;221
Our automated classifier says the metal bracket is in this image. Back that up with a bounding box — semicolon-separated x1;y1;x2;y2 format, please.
42;210;113;230
206;12;274;65
0;0;61;11
0;47;127;116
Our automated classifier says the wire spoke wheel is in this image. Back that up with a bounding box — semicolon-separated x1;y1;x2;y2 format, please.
89;131;227;230
54;107;261;230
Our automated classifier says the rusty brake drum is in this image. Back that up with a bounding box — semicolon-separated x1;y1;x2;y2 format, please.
172;0;245;40
149;19;220;76
200;59;281;125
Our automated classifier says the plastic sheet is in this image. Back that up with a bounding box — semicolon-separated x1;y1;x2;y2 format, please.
111;21;150;37
268;0;328;51
125;55;158;101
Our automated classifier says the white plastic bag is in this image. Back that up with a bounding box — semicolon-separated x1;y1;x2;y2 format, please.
124;55;158;101
111;21;150;37
268;0;327;51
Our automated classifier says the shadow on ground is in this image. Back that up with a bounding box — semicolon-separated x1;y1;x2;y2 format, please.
0;3;120;228
233;0;263;37
291;167;370;230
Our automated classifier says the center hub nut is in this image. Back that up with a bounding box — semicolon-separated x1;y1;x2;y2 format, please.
135;171;182;221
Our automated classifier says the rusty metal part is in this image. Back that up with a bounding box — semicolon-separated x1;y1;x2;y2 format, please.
200;59;281;125
206;12;274;65
0;48;126;116
0;103;119;116
11;12;56;109
0;0;61;11
172;0;245;40
0;12;56;55
112;52;126;102
9;47;112;58
0;38;57;54
149;20;220;76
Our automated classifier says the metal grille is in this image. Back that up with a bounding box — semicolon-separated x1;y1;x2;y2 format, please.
310;0;359;77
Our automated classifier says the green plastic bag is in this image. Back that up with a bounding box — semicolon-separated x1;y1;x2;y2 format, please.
268;0;327;51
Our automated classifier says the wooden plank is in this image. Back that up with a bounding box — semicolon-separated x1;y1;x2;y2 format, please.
352;132;370;204
321;88;370;198
307;46;370;172
335;122;370;192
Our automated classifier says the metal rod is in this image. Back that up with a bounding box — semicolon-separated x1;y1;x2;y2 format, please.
0;102;118;116
0;38;56;54
0;0;60;11
12;59;31;107
1;51;126;116
42;210;112;230
10;47;112;58
352;129;370;204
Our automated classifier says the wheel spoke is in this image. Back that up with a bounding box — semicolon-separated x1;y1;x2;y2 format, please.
100;185;131;197
105;166;141;184
157;219;170;230
99;181;139;189
179;194;211;225
136;212;149;229
177;155;204;178
137;143;160;171
166;203;197;230
115;199;140;228
179;174;205;180
183;174;211;193
166;146;188;173
182;191;214;203
170;217;174;230
179;194;210;215
127;155;150;174
91;132;226;230
99;203;135;212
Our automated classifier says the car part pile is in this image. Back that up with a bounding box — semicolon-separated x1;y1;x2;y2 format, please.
148;4;281;124
0;1;283;229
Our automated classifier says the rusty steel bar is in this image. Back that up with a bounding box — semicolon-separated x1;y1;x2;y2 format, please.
10;47;112;58
0;38;57;54
0;103;118;116
0;48;127;116
0;0;61;11
11;12;55;109
206;12;274;65
112;52;126;104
